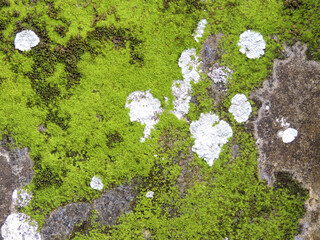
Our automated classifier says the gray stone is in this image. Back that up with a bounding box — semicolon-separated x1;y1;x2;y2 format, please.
41;203;91;240
200;32;224;73
252;42;320;240
0;145;34;240
93;183;136;226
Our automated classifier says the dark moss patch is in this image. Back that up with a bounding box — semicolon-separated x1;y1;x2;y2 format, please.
87;25;144;66
274;171;309;199
0;0;9;9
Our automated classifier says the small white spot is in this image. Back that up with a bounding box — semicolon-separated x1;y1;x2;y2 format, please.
276;117;290;127
14;30;40;51
282;128;298;143
229;94;252;123
153;155;158;157
277;130;284;138
1;213;41;240
265;105;270;111
194;19;207;42
190;112;233;166
237;30;266;59
90;176;103;190
126;90;163;142
146;191;154;198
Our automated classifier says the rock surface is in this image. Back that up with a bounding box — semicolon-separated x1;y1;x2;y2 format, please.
200;32;224;73
92;183;136;226
41;203;91;240
252;42;320;240
40;182;136;239
1;213;41;240
0;144;34;240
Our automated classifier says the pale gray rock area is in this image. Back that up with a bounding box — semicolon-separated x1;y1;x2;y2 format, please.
11;189;32;208
92;183;136;226
238;30;266;59
252;42;320;240
1;213;41;240
14;30;40;51
0;143;34;240
200;32;224;73
40;182;137;239
41;203;91;240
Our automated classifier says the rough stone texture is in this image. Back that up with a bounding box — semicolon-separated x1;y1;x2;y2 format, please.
92;183;136;226
41;203;92;240
200;34;229;109
1;213;41;240
0;144;34;240
200;32;224;73
251;42;320;240
39;182;137;239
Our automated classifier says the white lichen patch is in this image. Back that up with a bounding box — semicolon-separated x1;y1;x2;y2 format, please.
278;128;298;143
276;117;290;127
207;63;233;84
126;90;163;142
178;48;201;83
193;19;207;42
146;191;154;198
1;213;41;240
190;113;233;167
171;80;192;119
12;189;32;208
14;30;40;52
237;30;266;59
90;176;103;190
229;94;252;123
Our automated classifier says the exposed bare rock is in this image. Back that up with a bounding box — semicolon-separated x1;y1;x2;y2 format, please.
251;42;320;240
0;145;34;240
200;35;229;108
41;203;92;240
200;32;224;73
92;183;136;226
39;182;137;239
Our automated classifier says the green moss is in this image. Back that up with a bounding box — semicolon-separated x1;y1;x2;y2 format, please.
0;0;314;238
